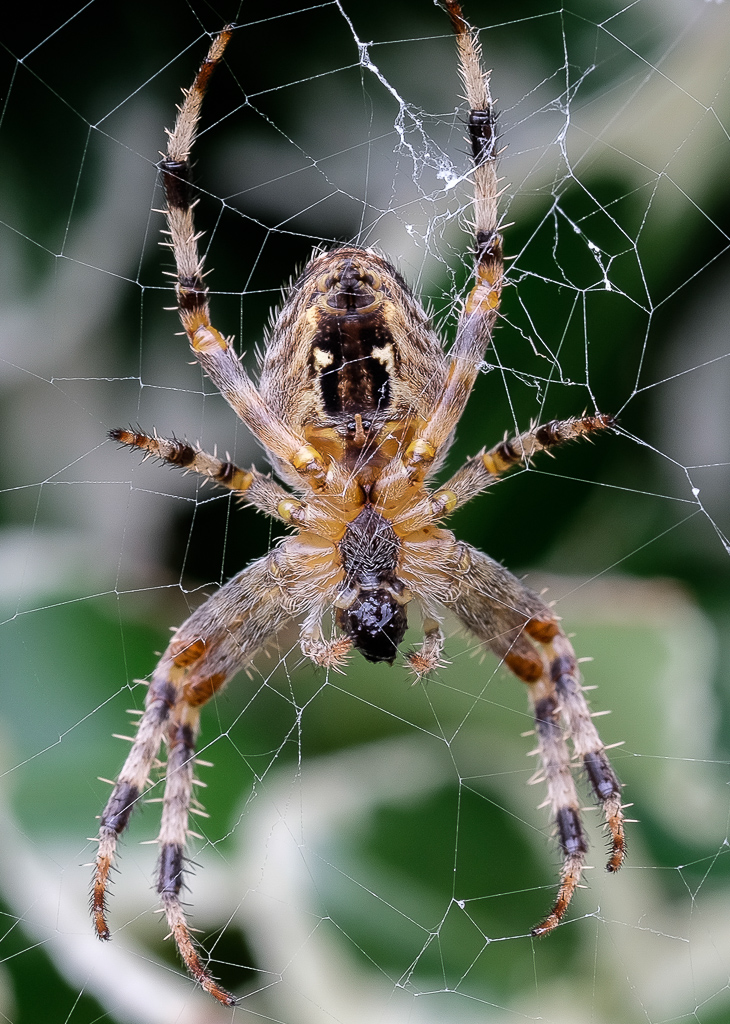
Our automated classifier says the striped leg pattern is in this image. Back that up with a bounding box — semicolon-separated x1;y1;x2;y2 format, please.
92;552;295;1005
448;545;626;933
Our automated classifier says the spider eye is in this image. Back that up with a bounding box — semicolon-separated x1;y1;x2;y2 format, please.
346;417;373;435
336;589;408;665
314;257;383;312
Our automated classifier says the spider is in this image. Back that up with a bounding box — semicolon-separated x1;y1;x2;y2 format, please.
91;2;626;1005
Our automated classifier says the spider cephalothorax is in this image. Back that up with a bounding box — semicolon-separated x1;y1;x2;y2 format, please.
92;4;626;1006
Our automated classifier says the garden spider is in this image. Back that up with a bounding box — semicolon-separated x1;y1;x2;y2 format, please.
92;2;626;1005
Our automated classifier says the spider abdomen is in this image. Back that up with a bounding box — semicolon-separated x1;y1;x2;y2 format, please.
260;247;449;444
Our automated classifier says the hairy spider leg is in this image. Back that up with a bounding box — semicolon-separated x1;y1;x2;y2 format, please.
415;0;504;457
92;551;300;1006
523;629;625;936
159;26;345;495
526;670;588;935
543;634;626;872
386;413;615;541
434;414;615;514
441;544;625;932
373;1;502;512
109;428;296;521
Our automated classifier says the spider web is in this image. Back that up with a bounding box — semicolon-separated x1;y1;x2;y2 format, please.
1;0;730;1021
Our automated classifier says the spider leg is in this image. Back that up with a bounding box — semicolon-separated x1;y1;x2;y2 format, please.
406;598;446;678
387;414;614;535
405;540;625;933
109;427;295;521
435;414;614;514
158;27;337;493
525;623;625;935
92;549;298;1005
527;669;587;936
542;631;626;874
409;2;501;476
374;2;501;506
300;603;353;669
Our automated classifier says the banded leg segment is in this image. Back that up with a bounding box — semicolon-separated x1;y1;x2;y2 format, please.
159;27;331;491
442;544;625;934
156;716;237;1004
109;428;296;521
92;550;297;1005
434;414;614;514
403;1;503;477
160;26;232;361
528;679;587;937
547;633;626;873
388;414;615;534
92;674;175;940
527;632;625;934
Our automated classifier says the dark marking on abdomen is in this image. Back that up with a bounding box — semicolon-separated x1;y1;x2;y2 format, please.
310;311;396;417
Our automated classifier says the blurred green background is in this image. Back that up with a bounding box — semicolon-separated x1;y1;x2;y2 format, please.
1;0;730;1021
